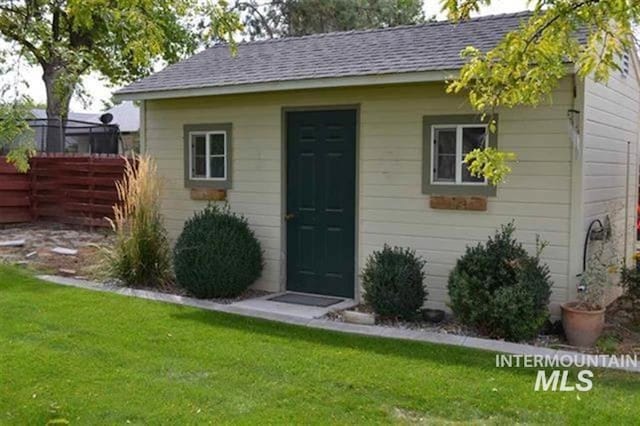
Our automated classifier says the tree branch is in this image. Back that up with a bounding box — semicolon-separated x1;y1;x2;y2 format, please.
233;1;275;38
522;0;600;53
0;27;46;66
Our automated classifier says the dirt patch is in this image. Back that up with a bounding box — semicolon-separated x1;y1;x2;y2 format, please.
0;222;113;277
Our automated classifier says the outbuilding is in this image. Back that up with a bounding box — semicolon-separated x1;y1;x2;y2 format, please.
116;12;640;314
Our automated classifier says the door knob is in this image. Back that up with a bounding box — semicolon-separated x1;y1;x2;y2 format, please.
284;213;296;221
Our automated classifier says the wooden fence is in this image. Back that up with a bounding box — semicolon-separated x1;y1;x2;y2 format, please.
0;154;128;227
0;160;31;224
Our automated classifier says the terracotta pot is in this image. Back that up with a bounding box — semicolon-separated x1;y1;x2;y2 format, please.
561;301;605;347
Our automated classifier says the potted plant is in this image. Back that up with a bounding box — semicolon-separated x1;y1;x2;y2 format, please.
561;236;617;347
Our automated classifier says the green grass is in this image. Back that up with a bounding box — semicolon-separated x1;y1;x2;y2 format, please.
1;266;638;424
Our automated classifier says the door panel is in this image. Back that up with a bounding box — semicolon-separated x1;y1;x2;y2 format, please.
286;109;356;298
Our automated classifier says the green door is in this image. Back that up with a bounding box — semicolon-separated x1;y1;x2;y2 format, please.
286;109;356;298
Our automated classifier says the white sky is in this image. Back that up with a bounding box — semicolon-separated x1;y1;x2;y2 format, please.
1;0;531;112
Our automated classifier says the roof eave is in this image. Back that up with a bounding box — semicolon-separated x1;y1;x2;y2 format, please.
114;69;461;101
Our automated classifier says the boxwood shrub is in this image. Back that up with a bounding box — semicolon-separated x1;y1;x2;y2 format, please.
173;204;263;298
447;222;552;341
362;245;427;320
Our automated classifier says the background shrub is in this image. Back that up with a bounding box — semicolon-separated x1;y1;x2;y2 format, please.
174;204;263;298
621;264;640;302
447;223;552;341
620;264;640;324
361;245;427;320
101;155;172;288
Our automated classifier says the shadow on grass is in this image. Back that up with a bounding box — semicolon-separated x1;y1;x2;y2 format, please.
170;309;522;376
169;308;640;392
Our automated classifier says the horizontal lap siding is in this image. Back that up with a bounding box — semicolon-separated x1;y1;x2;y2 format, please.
358;79;573;310
146;101;282;292
582;63;640;271
145;81;575;304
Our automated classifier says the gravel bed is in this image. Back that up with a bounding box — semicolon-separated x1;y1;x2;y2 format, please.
327;305;585;352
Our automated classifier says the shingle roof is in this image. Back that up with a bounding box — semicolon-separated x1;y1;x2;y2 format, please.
117;11;533;96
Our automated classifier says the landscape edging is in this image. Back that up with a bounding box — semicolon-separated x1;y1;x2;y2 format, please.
36;274;639;374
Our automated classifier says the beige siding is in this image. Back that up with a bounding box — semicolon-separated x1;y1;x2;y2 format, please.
145;80;576;309
582;58;640;280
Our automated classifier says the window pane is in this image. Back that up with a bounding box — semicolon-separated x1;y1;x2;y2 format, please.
193;156;206;177
462;164;484;182
433;127;456;182
191;135;206;178
209;156;225;178
436;155;455;181
462;127;486;183
462;127;486;154
193;135;206;156
435;128;456;154
209;133;225;155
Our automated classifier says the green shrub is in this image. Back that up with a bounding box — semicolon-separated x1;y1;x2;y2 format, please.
361;245;427;320
621;264;640;302
447;223;552;341
173;204;263;298
101;155;172;288
620;264;640;324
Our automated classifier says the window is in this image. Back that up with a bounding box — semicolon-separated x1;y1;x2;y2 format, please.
432;125;487;185
183;123;232;189
189;131;227;180
422;115;498;197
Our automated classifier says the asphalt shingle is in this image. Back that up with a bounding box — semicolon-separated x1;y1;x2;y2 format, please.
117;11;532;95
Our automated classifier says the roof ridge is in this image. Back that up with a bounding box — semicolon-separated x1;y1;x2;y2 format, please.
214;9;534;48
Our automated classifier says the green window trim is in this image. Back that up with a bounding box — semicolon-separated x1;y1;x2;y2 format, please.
422;114;498;197
183;123;232;189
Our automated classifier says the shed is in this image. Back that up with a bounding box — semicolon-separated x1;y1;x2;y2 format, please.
116;12;640;314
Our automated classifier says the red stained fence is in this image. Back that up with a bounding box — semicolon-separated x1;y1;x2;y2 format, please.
0;154;127;227
0;160;31;224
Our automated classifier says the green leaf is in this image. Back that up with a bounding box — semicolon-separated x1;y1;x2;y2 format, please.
463;147;517;186
441;0;639;182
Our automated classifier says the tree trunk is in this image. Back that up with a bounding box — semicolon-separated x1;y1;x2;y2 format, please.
42;63;76;153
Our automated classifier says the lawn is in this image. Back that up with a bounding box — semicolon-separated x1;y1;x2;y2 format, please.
1;266;639;424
